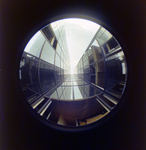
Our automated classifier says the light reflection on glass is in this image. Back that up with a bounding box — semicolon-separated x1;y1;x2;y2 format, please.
20;18;127;127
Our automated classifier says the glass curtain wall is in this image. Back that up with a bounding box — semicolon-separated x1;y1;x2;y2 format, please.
19;22;70;102
75;26;127;99
19;21;127;127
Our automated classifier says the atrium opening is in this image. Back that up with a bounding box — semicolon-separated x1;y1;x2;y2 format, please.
19;18;127;127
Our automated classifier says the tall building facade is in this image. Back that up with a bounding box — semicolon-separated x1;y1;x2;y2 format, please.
19;22;127;127
19;21;70;107
72;26;127;125
75;26;127;99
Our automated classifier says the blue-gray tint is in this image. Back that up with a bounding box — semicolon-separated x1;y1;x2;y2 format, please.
24;31;46;57
41;41;55;64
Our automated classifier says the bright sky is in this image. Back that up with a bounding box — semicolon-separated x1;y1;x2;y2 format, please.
63;18;100;74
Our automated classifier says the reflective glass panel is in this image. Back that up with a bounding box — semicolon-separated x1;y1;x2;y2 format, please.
20;18;127;128
55;53;60;67
50;91;58;99
56;43;61;55
24;31;46;57
74;86;83;99
40;41;55;64
57;87;63;98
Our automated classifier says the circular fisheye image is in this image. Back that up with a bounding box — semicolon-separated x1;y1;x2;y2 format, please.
19;18;127;127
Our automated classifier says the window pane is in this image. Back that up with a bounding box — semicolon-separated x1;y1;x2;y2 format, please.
50;91;58;99
88;49;94;64
92;40;99;47
95;61;105;88
56;43;61;55
92;46;103;60
96;28;112;45
61;60;64;69
42;26;54;43
41;41;55;64
65;87;71;99
74;86;83;99
20;58;41;94
24;31;46;57
39;61;55;93
105;51;127;98
57;87;63;98
55;54;60;67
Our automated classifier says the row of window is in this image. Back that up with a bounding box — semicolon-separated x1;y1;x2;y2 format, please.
24;25;70;73
44;75;102;100
20;22;70;100
75;27;127;99
20;52;65;96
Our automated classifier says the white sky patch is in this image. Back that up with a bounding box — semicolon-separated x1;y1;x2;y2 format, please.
62;18;100;74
